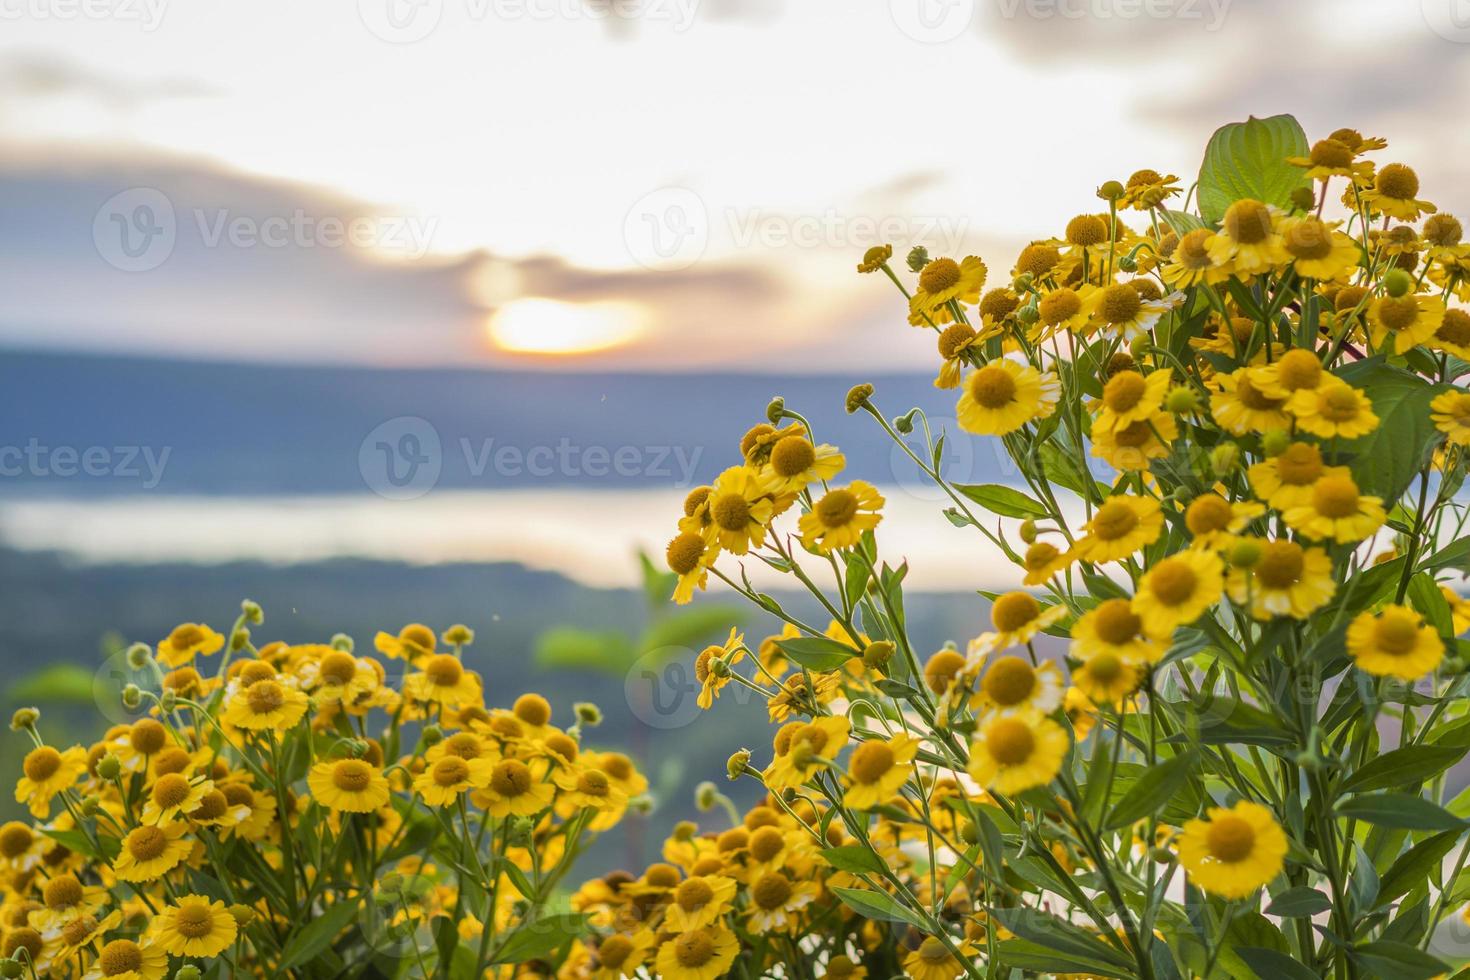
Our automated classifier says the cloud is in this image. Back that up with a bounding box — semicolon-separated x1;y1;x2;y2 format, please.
0;51;216;111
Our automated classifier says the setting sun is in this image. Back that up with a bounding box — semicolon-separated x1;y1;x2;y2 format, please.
485;298;644;355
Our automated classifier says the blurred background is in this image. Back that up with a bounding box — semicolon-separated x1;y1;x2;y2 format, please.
2;0;1468;872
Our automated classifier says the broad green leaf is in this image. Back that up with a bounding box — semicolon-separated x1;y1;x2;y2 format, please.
991;907;1135;971
1380;830;1461;902
1350;940;1449;980
1420;536;1470;574
1104;751;1196;829
775;636;858;672
1334;358;1445;507
489;914;590;965
1266;886;1332;918
278;898;362;971
1340;743;1466;795
993;939;1131;978
819;845;886;875
1235;946;1322;980
1337;793;1465;831
1407;573;1454;638
1196;114;1310;224
953;483;1049;519
830;886;927;929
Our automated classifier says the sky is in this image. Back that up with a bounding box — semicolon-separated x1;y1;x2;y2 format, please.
1;0;1468;372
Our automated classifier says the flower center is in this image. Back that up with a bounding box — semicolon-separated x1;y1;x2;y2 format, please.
1039;287;1082;325
1099;284;1142;324
444;734;483;760
1092;599;1142;645
1376;295;1420;331
666;532;705;575
748;827;784;863
1319;387;1361;421
1112;420;1153;448
1376;163;1419;200
1284;219;1333;261
1024;541;1061;572
827;955;858;978
489;760;532;797
849;741;895;784
1311;475;1361;518
1236;375;1285;411
968;365;1017;409
710;492;751;531
983;656;1036;707
1103;371;1148;413
152;773;192;810
1017;243;1059;276
980;288;1019;321
792;723;830;755
238;661;276;686
1275;443;1323;485
127;826;168;861
683;486;711;518
246;681;285;715
432;758;470;787
1438;309;1470;347
577;770;611;797
130;719;167;755
62;916;97;946
332;760;373;793
1088;652;1124;684
1091;500;1139;541
601;753;633;780
99;939;143;976
1275;349;1322;390
401;624;436;654
1223;199;1271;245
192;790;228;821
986;718;1036;766
1374;615;1420;656
674;931;715;968
1066;214;1108;247
1149;559;1199;607
1186;495;1233;535
1308;138;1353;168
752;872;793;910
770;437;816;477
919;258;961;294
176;904;215;938
425;654;464;688
1206;815;1256;863
1177;228;1213;268
43;874;83;909
22;747;62;782
222;784;254;808
992;591;1041;633
598;935;634;969
675;878;714;912
320;651;358;686
937;322;977;360
169;624;205;649
1255;542;1305;588
645;863;681;889
816;489;859;528
0;823;33;859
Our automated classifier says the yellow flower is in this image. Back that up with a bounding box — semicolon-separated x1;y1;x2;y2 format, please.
1431;390;1470;446
1227;540;1336;621
764;716;849;791
1286;137;1373;181
1249;348;1327;405
955;358;1059;437
1178;801;1287;899
1163;228;1229;288
0;820;46;874
700;465;774;555
47;909;123;967
474;758;556;817
1346;604;1444;680
80;938;169;980
1071;598;1166;665
1248;441;1327;510
1036;286;1090;337
1020;540;1073;586
156;622;225;669
222;679;309;732
14;744;86;818
760;427;846;495
414;755;494;807
1093;369;1172;435
1369;293;1445;355
1206;200;1287;276
664;875;737;932
1292;382;1379;439
1282;470;1386;543
1064;686;1099;742
908;256;987;325
1362;163;1436;221
970;591;1067;656
967;711;1068;795
855;244;892;275
1211;367;1292;436
694;628;746;709
374;622;438;663
1430;308;1470;360
665;531;713;605
307;758;391;814
1081;282;1181;340
140;773;213;826
1184;493;1264;551
1278;215;1360;280
903;937;978;980
1091;411;1176;471
1071;648;1141;708
148;894;238;958
745;870;819;933
1444;586;1470;636
842;733;920;810
590;930;655;980
113;821;192;882
404;654;483;711
1121;169;1181;210
29;872;107;931
1132;551;1225;636
799;481;884;553
653;925;740;980
1072;495;1163;564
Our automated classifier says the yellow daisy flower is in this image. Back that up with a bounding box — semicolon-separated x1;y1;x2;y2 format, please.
1184;493;1265;551
29;872;106;931
1178;801;1287;899
1442;586;1470;636
843;732;920;810
590;930;655;980
113;821;192;883
140;773;213;826
1064;685;1099;741
148;894;238;958
473;758;555;817
746;871;819;933
908;256;987;325
1429;307;1470;359
967;711;1069;795
973;653;1065;716
1121;168;1180;210
903;937;977;980
1282;470;1385;543
414;755;494;808
798;481;884;553
1227;540;1336;620
1248;441;1327;509
664;875;737;932
1163;228;1230;288
970;592;1067;657
374;622;438;663
1072;495;1163;564
1020;540;1073;586
1093;369;1173;435
666;531;713;606
45;909;123;967
1286;137;1374;181
1092;411;1176;471
307;758;391;814
1081;282;1181;340
694;628;746;709
14;745;86;819
1133;551;1225;636
1362;163;1436;221
404;654;483;711
1070;648;1141;709
764;716;849;791
653;925;740;980
1431;390;1470;446
761;429;845;495
155;622;225;669
1279;215;1360;281
1249;348;1328;405
222;679;309;732
1346;604;1444;680
955;358;1059;437
1071;598;1166;665
1211;367;1292;436
1292;382;1378;439
1036;286;1090;337
701;465;775;556
1206;199;1287;276
1368;293;1445;354
81;938;169;980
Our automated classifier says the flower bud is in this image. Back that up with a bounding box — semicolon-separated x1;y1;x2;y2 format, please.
1117;253;1138;273
905;246;929;273
862;641;895;670
1128;335;1152;361
765;397;785;425
958;819;980;846
1;960;24;979
672;820;698;841
230;629;250;652
121;684;142;710
629;793;654;815
574;702;603;727
1383;268;1413;298
174;966;203;980
507;816;535;847
96;754;122;780
1097;180;1125;202
726;748;751;781
1261;428;1291;457
1016;302;1040;326
1150;846;1176;865
893;409;917;435
227;904;255;927
80;794;101;816
1229;539;1263;569
1210;443;1240;477
1289;186;1316;213
126;643;153;671
331;633;354;653
9;708;38;732
443;624;474;646
241;599;264;624
378;873;404;894
710;657;731;679
694;780;719;811
158;690;178;713
1018;520;1038;544
420;725;443;747
1164;387;1198;414
1012;272;1034;293
845;383;874;415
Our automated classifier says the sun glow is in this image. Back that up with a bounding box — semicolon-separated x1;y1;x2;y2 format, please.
485;298;645;356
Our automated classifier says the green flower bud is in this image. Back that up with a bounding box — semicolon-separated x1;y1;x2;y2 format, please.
377;872;404;894
230;629;250;652
1012;272;1034;293
9;708;38;732
506;816;535;847
893;409;917;435
443;624;474;646
765;397;785;425
331;633;355;653
1229;539;1262;568
80;794;101;817
629;793;654;815
174;965;203;980
228;904;255;927
420;725;443;747
845;383;874;415
726;748;751;781
1128;334;1152;360
1;961;25;979
1210;443;1240;477
862;641;895;670
1164;386;1198;414
1261;428;1291;457
574;702;603;727
1019;520;1038;544
694;780;719;811
1117;253;1138;273
1097;180;1125;202
672;820;698;841
1289;186;1316;213
1150;846;1176;865
906;245;929;273
158;690;178;712
126;643;153;671
121;684;142;710
1016;302;1040;325
1383;268;1414;298
958;819;980;846
96;754;122;781
240;599;264;625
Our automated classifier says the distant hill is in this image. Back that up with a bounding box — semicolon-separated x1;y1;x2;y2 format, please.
0;348;1001;497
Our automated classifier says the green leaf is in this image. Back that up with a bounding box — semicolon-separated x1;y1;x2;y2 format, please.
991;908;1135;971
1235;946;1322;980
1334;358;1445;507
1380;830;1461;902
278;898;362;971
830;885;927;929
1196;114;1310;224
1340;744;1466;795
533;627;633;674
6;663;97;703
489;914;590;965
774;636;858;672
1420;536;1470;574
953;483;1049;519
639;605;746;655
1266;886;1332;918
1407;573;1454;638
1104;751;1196;830
1351;941;1449;980
993;939;1131;978
819;845;886;876
1337;794;1465;831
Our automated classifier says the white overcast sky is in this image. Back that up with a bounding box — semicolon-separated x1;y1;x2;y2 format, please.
1;0;1467;370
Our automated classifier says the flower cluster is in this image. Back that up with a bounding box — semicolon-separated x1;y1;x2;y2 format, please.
641;117;1470;978
3;608;644;978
